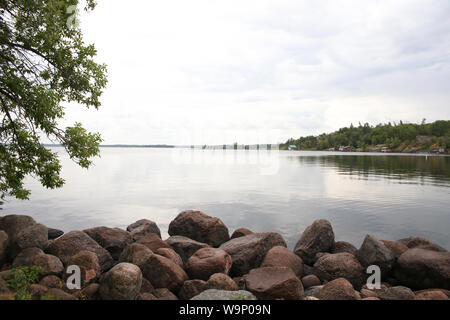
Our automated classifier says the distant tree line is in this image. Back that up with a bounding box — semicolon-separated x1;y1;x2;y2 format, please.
283;120;450;151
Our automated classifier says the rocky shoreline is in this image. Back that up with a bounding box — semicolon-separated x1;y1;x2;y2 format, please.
0;211;449;300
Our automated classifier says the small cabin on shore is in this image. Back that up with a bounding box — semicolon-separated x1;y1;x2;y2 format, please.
339;146;352;152
288;145;297;151
381;147;392;153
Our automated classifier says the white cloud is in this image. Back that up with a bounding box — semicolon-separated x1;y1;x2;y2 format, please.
59;0;450;145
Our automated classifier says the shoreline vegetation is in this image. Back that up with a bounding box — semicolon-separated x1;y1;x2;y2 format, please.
0;211;449;300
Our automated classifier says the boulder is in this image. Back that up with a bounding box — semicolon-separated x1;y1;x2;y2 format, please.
154;288;178;300
219;232;287;276
46;231;114;272
313;253;366;290
99;263;142;300
119;243;153;269
155;248;183;268
357;234;395;276
127;219;161;240
168;210;230;247
47;228;64;240
380;240;409;259
185;248;232;280
414;289;449;300
12;247;44;268
178;280;207;300
378;286;415;300
31;253;64;277
10;223;48;259
65;250;101;286
0;215;36;236
40;275;63;289
83;227;134;260
301;275;321;289
331;241;358;256
46;288;78;300
165;236;210;263
79;283;100;300
394;248;450;289
191;289;257;300
205;273;239;291
245;267;304;300
398;237;447;252
0;230;8;264
294;219;335;265
142;254;188;292
261;246;303;277
318;278;359;300
230;228;253;239
137;233;172;252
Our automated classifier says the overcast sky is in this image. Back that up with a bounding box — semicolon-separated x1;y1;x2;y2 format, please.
64;0;450;145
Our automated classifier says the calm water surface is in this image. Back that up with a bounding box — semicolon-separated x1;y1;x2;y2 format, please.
2;148;450;250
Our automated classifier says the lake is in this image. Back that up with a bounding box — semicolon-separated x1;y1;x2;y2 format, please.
2;148;450;250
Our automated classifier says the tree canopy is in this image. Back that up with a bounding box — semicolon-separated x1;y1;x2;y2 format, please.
0;0;107;199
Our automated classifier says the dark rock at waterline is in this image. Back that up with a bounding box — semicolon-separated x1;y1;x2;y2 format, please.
168;210;230;247
294;219;335;265
394;248;450;290
357;234;395;277
313;252;366;290
219;232;287;277
261;245;303;277
244;266;304;300
47;228;64;240
165;236;210;263
127;219;161;240
99;263;142;300
83;226;134;260
45;230;114;272
141;254;188;293
185;247;232;281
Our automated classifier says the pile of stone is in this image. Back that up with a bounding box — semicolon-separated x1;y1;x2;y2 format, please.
0;211;449;300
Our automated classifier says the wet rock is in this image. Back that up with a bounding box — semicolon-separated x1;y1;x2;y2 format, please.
313;253;366;290
205;273;239;291
47;228;64;240
154;288;178;300
230;228;253;239
83;227;134;260
168;210;230;247
191;289;257;300
185;248;232;281
301;275;321;289
127;219;161;240
294;219;335;265
245;266;304;300
119;243;153;269
318;278;359;300
394;248;450;289
99;263;142;300
261;246;303;277
378;286;415;300
220;232;287;277
142;254;188;292
166;236;210;263
46;231;114;272
331;241;358;256
178;280;207;300
155;248;183;268
357;234;395;276
137;233;172;252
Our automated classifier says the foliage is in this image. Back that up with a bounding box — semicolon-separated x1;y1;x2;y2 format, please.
229;294;246;300
0;0;107;199
283;120;450;151
6;265;44;300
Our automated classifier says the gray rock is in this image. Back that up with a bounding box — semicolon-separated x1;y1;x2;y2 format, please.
99;263;143;300
191;289;257;300
83;226;134;260
166;235;210;263
357;234;395;276
294;219;335;265
127;219;161;240
119;243;153;269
